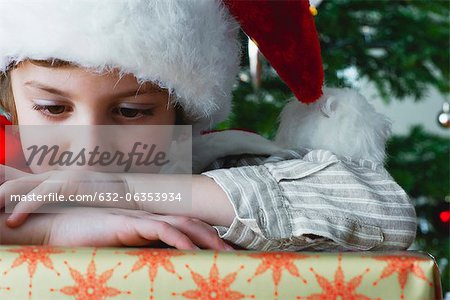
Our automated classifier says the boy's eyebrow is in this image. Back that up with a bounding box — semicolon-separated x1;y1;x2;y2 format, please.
24;81;164;98
24;81;71;98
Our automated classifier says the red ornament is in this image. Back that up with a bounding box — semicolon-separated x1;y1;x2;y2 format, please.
0;114;11;164
439;210;450;223
0;115;30;172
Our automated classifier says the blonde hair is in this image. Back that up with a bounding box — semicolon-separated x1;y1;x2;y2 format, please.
0;67;16;124
0;59;187;125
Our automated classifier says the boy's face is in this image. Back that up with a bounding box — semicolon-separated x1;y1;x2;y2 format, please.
11;61;176;126
8;61;178;173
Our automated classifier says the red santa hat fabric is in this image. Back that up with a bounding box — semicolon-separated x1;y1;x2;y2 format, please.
224;0;323;103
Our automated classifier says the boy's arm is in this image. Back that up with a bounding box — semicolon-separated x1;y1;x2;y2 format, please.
137;148;416;251
1;166;234;228
3;147;417;252
124;173;235;227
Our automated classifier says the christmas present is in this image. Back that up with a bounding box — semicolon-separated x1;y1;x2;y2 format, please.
0;246;442;300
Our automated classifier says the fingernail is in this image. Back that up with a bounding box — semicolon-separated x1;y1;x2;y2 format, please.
6;215;17;227
224;244;234;251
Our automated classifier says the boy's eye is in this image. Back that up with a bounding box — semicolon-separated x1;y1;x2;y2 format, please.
46;105;66;114
113;107;154;119
119;108;139;118
32;104;69;115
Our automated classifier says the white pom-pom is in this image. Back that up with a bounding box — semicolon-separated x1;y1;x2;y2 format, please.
274;87;392;163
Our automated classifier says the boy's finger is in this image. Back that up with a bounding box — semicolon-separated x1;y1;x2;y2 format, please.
6;182;55;227
0;177;42;211
136;220;199;250
156;222;200;250
5;212;29;228
0;165;31;184
181;223;228;250
162;216;230;251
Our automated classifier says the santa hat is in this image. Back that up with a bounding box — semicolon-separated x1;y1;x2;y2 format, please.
1;0;391;165
0;0;323;136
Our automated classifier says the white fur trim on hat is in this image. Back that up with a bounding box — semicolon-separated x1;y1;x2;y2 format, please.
275;87;392;163
0;0;241;134
189;88;391;169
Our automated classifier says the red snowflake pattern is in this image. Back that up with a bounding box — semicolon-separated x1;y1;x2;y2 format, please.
50;248;130;300
372;255;433;299
122;249;185;300
246;252;312;299
4;246;64;299
173;252;255;300
297;254;378;300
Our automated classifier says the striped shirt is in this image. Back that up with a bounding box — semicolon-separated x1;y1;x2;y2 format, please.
200;147;417;251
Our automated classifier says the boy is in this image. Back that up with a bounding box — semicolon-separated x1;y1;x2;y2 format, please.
0;0;416;251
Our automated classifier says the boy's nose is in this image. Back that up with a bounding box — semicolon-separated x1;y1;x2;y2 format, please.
70;110;110;126
70;126;102;149
66;126;118;172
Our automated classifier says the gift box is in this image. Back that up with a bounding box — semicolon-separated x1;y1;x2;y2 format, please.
0;246;442;300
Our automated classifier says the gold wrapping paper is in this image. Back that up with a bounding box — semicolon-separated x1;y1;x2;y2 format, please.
0;246;442;300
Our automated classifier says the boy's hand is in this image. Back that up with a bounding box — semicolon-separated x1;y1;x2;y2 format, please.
49;208;233;250
0;167;133;227
1;207;233;250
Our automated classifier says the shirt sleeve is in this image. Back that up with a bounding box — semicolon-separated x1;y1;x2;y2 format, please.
200;148;417;251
